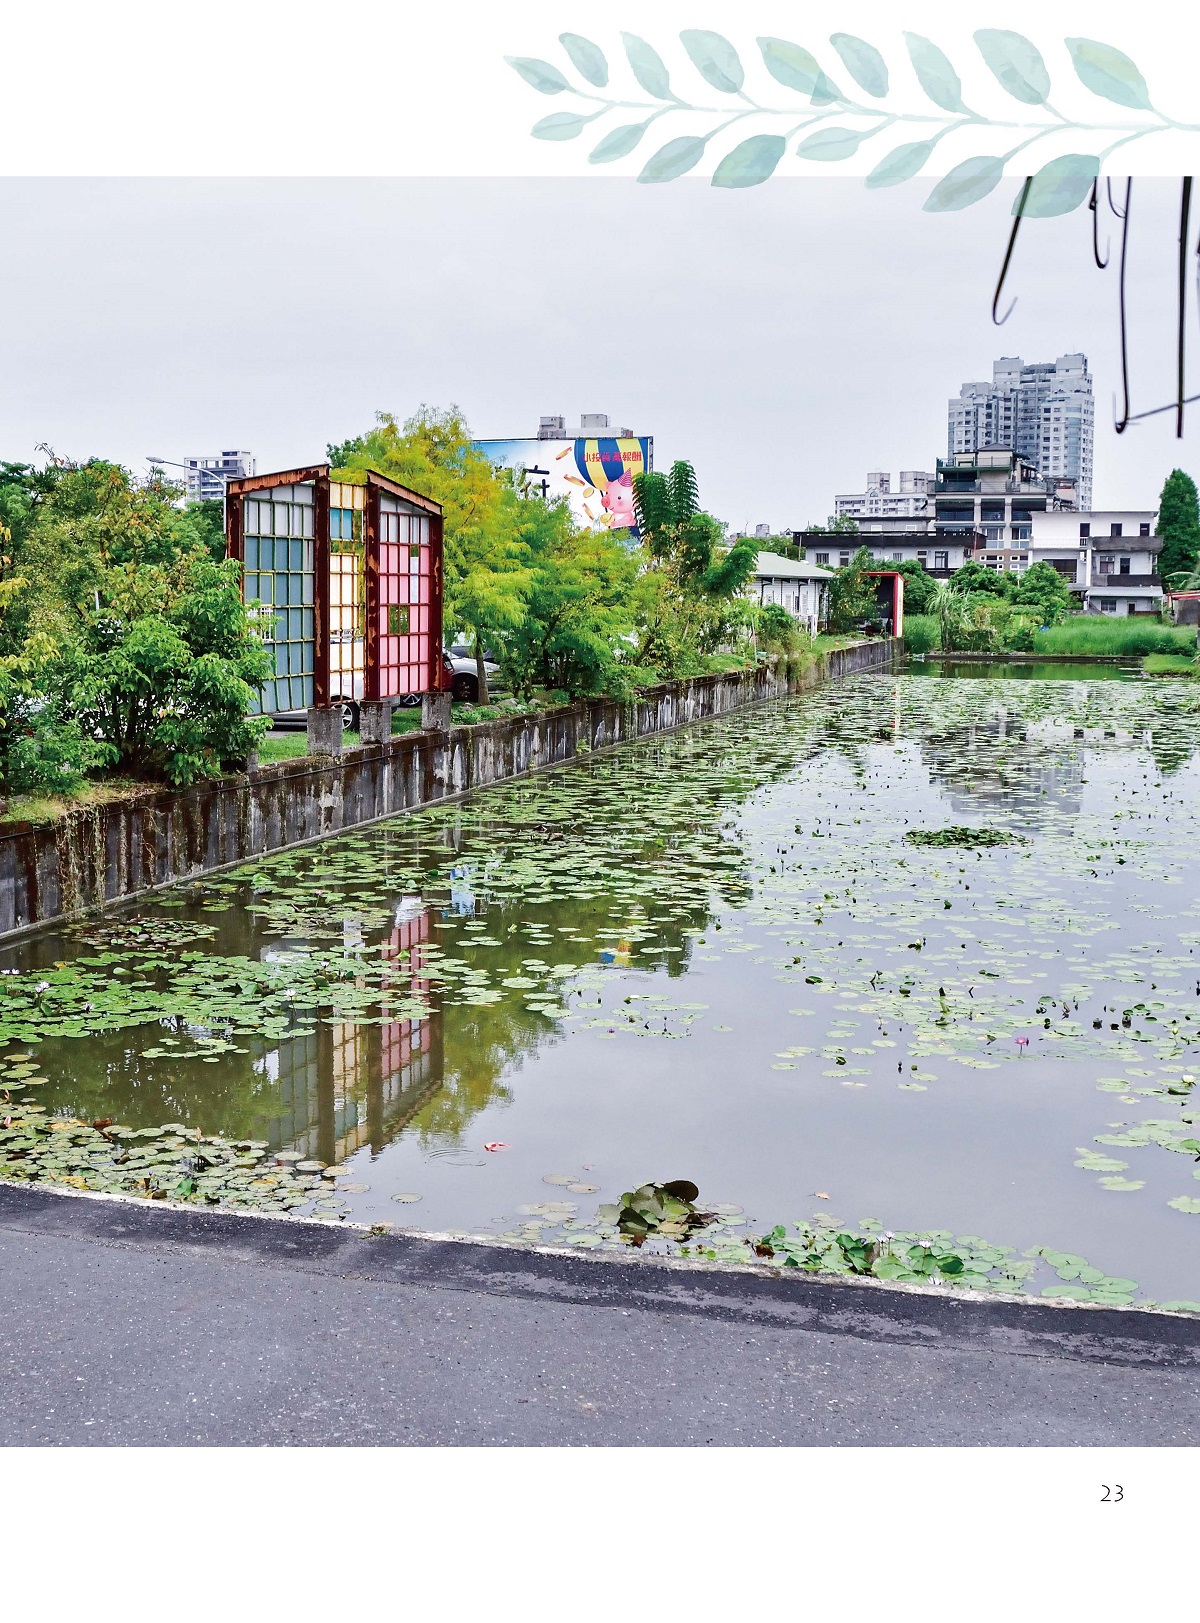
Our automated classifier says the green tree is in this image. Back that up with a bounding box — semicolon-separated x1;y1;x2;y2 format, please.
876;558;935;614
825;546;881;632
330;406;528;701
494;495;638;701
631;460;758;674
950;559;1015;600
46;554;272;786
1157;469;1200;587
1011;559;1073;624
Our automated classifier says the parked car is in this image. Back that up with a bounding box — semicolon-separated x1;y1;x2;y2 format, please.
397;647;503;705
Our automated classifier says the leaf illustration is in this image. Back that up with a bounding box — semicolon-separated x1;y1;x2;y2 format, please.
559;33;608;88
638;135;707;183
865;140;936;189
796;127;866;161
589;121;653;164
1016;154;1100;216
830;34;888;97
974;30;1050;105
904;33;965;112
712;133;786;188
1066;38;1152;110
757;37;821;94
623;33;673;99
505;57;569;96
811;71;842;106
532;113;589;142
680;29;744;94
924;155;1006;211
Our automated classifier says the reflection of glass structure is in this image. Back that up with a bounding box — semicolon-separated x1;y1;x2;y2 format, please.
226;464;444;714
260;908;440;1165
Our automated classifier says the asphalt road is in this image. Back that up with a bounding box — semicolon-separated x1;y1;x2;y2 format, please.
2;1186;1198;1446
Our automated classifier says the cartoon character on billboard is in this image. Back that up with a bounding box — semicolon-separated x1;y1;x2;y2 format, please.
571;438;648;534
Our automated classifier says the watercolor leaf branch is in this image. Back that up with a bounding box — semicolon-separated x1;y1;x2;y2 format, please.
506;30;1192;213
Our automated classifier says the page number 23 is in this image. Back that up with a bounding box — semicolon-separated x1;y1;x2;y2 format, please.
1100;1484;1124;1503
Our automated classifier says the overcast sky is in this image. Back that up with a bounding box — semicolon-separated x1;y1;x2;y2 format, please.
2;176;1195;528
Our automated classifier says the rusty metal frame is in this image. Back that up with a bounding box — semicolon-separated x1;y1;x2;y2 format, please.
363;479;382;702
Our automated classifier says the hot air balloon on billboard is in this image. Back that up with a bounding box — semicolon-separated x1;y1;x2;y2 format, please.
473;428;653;539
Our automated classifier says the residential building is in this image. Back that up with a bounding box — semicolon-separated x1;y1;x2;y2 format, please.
948;354;1094;509
834;469;932;521
184;450;255;504
1027;509;1163;615
750;552;833;635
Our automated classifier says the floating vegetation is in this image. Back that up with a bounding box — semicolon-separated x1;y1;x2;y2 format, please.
6;673;1200;1301
904;826;1027;849
610;1179;709;1243
0;1102;353;1219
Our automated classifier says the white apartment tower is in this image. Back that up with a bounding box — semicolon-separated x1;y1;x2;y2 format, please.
184;451;256;504
948;355;1093;510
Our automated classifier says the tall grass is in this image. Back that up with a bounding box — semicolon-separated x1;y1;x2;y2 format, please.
1032;619;1196;657
901;615;939;654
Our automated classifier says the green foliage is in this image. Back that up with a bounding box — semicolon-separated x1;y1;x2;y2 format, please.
902;614;939;654
330;406;530;702
825;546;880;632
632;460;758;676
492;496;638;701
1157;469;1200;587
175;499;227;563
1032;619;1195;656
906;826;1026;849
46;555;272;786
0;655;98;799
876;558;935;614
1011;559;1074;623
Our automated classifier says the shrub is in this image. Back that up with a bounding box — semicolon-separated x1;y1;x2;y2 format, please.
47;555;272;786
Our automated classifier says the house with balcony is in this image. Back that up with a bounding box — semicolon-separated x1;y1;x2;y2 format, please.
1027;510;1163;614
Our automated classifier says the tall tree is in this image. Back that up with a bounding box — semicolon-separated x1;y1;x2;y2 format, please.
494;494;638;701
1157;469;1200;587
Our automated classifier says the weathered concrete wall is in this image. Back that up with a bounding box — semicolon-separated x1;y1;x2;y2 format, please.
0;639;900;938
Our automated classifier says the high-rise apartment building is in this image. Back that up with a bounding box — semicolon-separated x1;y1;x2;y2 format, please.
833;469;932;520
948;354;1093;509
184;451;256;504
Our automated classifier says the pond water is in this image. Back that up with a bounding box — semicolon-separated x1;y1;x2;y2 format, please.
5;666;1200;1306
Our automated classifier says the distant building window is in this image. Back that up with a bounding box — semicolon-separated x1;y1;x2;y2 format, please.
1098;555;1114;574
1119;557;1131;575
1139;522;1151;536
1100;599;1117;612
815;552;829;565
1110;522;1123;537
934;551;948;569
1079;523;1091;538
839;552;851;567
892;552;902;562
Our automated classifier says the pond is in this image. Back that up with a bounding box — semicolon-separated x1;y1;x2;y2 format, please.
4;665;1200;1308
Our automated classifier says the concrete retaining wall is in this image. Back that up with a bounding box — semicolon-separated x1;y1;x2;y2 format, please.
0;639;900;939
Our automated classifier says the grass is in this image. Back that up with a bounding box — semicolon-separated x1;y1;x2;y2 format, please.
1032;619;1196;657
0;775;154;828
902;614;1196;659
1142;653;1196;676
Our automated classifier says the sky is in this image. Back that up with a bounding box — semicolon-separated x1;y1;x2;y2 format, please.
1;175;1196;529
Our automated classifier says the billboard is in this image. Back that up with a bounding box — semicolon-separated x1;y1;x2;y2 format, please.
474;436;653;536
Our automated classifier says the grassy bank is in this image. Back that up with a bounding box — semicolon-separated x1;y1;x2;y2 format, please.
904;614;1196;659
